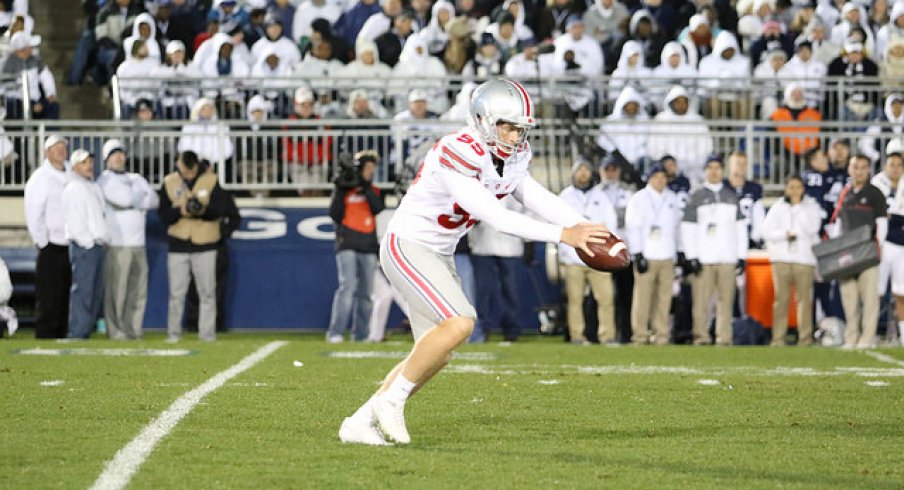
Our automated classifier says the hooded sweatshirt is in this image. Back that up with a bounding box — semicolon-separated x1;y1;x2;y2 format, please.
698;31;750;98
830;2;876;56
651;41;697;106
877;2;904;62
420;0;455;55
123;13;161;63
177;98;234;164
391;33;449;113
858;93;904;163
598;86;650;165
646;85;713;185
584;0;629;45
608;40;652;102
251;25;302;68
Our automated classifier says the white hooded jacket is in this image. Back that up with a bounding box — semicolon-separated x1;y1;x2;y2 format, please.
646;86;713;185
123;13;161;62
598;86;650;165
698;31;750;98
420;0;455;55
391;33;449;113
608;40;652;102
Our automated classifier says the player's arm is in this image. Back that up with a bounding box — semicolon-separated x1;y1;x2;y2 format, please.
513;173;587;227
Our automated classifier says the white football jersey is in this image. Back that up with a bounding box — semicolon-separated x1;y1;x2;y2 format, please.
387;126;533;254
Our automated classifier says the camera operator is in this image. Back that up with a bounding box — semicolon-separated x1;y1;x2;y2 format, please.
158;151;235;342
325;150;385;343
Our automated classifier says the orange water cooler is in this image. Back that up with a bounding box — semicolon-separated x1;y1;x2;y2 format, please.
745;251;797;329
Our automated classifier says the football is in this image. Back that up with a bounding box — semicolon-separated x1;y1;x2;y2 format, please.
576;234;631;272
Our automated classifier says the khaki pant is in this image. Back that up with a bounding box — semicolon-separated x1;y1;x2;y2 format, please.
565;264;615;342
771;262;815;346
631;259;674;345
692;263;736;345
839;265;880;347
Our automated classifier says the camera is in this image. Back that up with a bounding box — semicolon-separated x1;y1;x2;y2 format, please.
334;156;361;190
185;196;205;216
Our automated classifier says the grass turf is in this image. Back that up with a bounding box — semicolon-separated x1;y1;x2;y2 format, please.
0;333;902;489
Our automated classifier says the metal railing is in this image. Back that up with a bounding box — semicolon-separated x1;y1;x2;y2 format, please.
1;119;901;194
111;75;904;122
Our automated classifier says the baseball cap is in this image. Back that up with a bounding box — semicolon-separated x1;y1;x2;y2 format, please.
69;149;93;165
844;41;864;53
646;164;667;178
408;89;428;103
165;40;185;55
566;14;583;29
44;134;66;150
102;139;125;162
294;86;315;103
10;31;40;51
887;139;904;155
704;153;723;167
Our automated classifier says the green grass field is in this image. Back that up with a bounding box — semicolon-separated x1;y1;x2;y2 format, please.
1;333;902;489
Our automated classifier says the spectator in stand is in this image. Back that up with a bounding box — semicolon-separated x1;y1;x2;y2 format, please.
491;0;535;42
409;0;431;30
763;175;821;346
420;0;455;56
2;32;58;120
92;0;143;85
608;40;652;103
442;16;477;75
292;39;344;96
158;151;233;342
652;41;698;109
553;15;604;76
242;6;268;47
357;0;403;44
777;38;828;108
804;17;841;66
178;98;234;169
207;0;249;32
682;155;748;346
250;46;294;113
284;86;331;188
470;196;526;342
335;40;391;115
152;40;200;120
24;135;71;339
880;35;904;92
326;150;384;343
486;13;520;65
235;95;279;190
748;19;794;69
858;93;904;165
582;0;628;53
306;17;352;63
116;39;161;118
126;98;168;178
123;13;162;63
827;40;879;123
270;0;296;42
558;160;618;344
736;0;775;47
391;33;449;114
194;33;250;107
698;31;751;120
830;2;875;55
597;86;650;172
639;0;681;40
876;1;904;62
392;89;440;165
335;0;382;48
463;32;504;77
63;149;109;340
827;137;851;174
647;85;713;186
871;148;904;346
340;89;389;159
192;19;219;55
770;82;822;172
617;9;667;70
151;0;194;53
251;14;301;68
293;0;341;44
625;164;681;345
829;155;888;349
677;13;712;68
752;48;788;119
374;9;415;67
536;0;581;42
503;37;555;83
0;12;35;66
96;140;159;340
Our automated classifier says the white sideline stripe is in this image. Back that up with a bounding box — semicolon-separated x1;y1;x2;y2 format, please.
864;350;904;368
89;341;287;490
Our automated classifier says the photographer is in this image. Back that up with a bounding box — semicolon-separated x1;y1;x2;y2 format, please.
325;150;385;343
158;151;235;342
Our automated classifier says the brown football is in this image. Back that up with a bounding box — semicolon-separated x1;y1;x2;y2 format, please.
576;234;631;272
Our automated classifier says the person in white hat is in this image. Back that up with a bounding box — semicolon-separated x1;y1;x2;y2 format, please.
24;135;71;338
96;139;159;340
391;88;440;166
62;149;110;339
1;30;58;119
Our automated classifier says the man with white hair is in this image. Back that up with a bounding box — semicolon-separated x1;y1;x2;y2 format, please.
63;149;109;339
96;140;159;340
24;135;71;338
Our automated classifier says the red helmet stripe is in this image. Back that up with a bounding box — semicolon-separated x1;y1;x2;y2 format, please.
509;80;532;118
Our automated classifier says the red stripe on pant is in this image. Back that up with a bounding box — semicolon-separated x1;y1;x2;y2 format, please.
387;233;456;319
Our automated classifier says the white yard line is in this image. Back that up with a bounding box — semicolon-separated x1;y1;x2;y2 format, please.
89;341;287;490
864;350;904;368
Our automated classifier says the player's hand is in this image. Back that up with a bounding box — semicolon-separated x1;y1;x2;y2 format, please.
561;223;610;257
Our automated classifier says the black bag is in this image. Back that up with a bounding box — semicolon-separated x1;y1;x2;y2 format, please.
812;225;880;281
732;317;766;346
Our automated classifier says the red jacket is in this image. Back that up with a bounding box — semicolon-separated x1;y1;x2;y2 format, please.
282;113;332;167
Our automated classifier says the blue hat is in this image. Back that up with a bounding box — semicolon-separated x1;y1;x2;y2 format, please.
705;154;723;166
479;32;496;47
646;164;667;178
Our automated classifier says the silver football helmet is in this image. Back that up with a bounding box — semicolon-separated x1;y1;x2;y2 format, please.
467;78;536;159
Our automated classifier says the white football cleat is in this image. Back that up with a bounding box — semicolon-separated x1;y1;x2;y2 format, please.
373;396;411;444
338;417;391;446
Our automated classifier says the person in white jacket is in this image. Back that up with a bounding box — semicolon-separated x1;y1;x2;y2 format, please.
250;15;301;68
292;0;341;43
115;39;160;113
763;175;822;346
152;40;201;120
122;12;161;63
0;256;17;336
876;1;904;62
681;155;749;345
698;30;751;119
646;85;713;186
553;15;605;77
389;33;448;114
651;41;698;111
24;134;70;338
178;98;234;167
871;148;904;345
777;38;828;108
96;139;159;340
625;164;681;345
608;40;652;103
63;149;109;340
597;86;650;170
558;160;618;344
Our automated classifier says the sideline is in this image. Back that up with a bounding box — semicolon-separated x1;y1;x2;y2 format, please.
864;350;904;368
89;341;287;490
